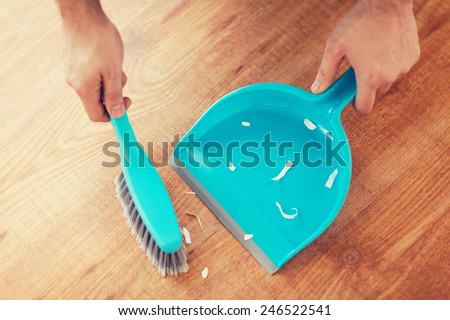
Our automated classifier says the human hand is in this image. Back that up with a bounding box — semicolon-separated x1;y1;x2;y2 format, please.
311;0;420;113
58;1;131;122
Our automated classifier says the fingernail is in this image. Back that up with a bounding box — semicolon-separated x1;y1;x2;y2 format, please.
311;79;321;93
111;103;124;117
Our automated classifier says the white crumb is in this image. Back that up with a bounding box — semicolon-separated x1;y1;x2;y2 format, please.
244;234;254;241
201;267;208;279
184;191;196;195
304;119;317;130
228;161;236;172
182;227;192;244
271;160;293;181
325;168;339;188
275;201;298;219
241;121;251;127
186;212;203;229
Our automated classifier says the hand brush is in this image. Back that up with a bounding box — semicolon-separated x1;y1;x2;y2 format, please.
111;111;188;276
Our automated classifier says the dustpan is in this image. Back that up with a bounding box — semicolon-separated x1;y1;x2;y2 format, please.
170;68;356;274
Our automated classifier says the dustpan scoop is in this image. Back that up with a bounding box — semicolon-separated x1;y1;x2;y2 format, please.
170;69;356;273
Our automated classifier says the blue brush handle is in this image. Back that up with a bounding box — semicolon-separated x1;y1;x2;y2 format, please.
111;112;182;253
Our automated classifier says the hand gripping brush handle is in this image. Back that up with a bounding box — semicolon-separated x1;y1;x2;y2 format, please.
111;112;188;276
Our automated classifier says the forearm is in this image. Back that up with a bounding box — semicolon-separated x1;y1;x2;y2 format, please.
55;0;106;28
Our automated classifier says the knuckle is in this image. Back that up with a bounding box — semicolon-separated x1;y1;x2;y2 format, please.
73;84;87;97
104;90;123;104
413;45;421;63
382;73;397;85
325;36;339;48
64;65;77;87
103;67;122;80
400;66;410;76
67;76;92;98
64;74;73;87
318;68;330;81
325;38;342;57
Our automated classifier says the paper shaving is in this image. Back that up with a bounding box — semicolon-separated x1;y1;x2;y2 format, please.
184;191;196;195
304;119;317;130
244;234;254;241
182;227;192;244
201;267;208;279
325;168;339;188
241;121;251;127
275;201;298;219
271;161;293;181
186;212;203;230
228;162;236;172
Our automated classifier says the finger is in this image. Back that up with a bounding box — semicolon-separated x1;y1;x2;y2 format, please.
122;71;128;88
311;40;344;94
80;91;109;122
103;73;125;118
354;76;377;114
123;96;132;111
75;79;109;122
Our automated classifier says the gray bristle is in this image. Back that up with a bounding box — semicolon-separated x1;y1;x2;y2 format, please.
115;172;189;277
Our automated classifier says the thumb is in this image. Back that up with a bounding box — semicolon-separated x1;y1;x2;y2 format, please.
311;41;344;94
103;74;125;118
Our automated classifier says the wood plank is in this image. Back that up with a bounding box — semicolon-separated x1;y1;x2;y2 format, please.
0;0;448;299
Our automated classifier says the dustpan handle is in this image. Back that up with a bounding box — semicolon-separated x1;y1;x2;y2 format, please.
325;68;357;116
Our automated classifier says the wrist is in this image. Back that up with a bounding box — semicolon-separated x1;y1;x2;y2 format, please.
55;0;107;29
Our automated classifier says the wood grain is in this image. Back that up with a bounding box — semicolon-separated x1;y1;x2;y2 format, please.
0;0;448;299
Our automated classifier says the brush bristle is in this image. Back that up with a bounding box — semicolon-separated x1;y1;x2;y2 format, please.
115;172;188;277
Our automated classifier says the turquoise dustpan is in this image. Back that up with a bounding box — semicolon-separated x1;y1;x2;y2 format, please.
170;68;356;274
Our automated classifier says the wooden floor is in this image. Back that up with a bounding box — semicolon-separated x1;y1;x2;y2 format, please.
0;0;448;300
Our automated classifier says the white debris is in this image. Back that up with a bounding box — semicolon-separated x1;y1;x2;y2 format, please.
182;227;192;244
304;119;317;130
271;161;293;181
244;234;254;241
241;121;251;127
325;168;339;189
275;201;298;219
201;267;208;279
228;161;236;172
184;191;196;195
186;212;203;229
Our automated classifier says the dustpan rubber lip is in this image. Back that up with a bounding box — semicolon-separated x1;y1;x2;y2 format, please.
170;151;351;273
169;155;279;275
